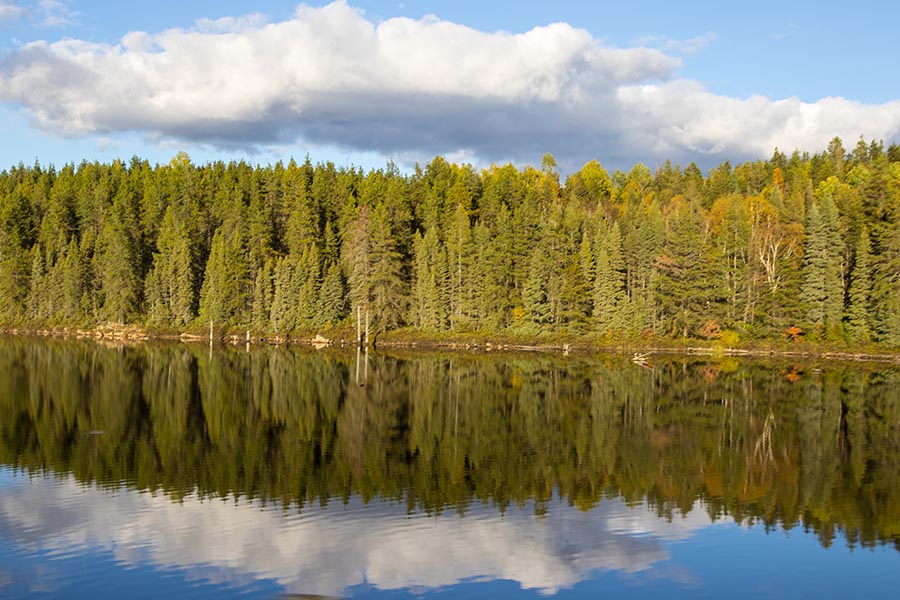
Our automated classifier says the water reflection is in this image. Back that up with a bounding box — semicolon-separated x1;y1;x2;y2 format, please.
1;338;900;597
1;468;717;596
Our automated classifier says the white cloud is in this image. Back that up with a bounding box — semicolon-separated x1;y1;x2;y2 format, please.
0;470;721;596
632;32;719;56
0;0;897;170
0;1;75;27
0;1;25;22
37;0;76;27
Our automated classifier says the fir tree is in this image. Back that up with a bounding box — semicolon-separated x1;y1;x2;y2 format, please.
145;206;195;326
845;226;872;341
593;221;627;332
198;225;248;326
317;260;345;326
800;200;844;338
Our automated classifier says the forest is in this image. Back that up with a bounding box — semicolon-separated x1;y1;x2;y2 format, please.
1;136;899;344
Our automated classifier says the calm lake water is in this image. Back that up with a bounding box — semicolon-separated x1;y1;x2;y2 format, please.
1;338;899;598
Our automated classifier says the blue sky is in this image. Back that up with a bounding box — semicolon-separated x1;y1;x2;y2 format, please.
1;0;899;173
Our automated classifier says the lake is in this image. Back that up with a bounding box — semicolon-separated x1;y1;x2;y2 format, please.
1;338;899;598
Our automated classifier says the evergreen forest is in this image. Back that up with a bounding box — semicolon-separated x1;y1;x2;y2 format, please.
2;136;900;344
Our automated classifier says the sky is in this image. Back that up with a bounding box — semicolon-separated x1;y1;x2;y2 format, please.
1;0;899;174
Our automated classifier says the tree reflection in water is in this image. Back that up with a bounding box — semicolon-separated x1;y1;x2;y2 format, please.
1;338;899;552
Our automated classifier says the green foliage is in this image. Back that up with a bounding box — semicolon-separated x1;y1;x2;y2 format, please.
198;225;248;326
800;199;844;339
0;140;897;343
654;200;719;337
846;226;872;341
593;221;627;332
145;206;195;326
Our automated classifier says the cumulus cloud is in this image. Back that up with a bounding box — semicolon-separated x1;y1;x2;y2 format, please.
0;0;898;169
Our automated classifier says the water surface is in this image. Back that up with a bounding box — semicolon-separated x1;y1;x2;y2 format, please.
1;338;899;598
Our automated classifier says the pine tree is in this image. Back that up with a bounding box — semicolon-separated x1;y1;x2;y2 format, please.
95;204;142;324
294;244;321;328
621;200;663;331
0;186;35;322
593;221;627;332
800;200;844;338
198;224;248;326
522;246;551;328
317;260;345;326
367;203;406;331
412;229;450;331
250;257;274;331
26;246;46;320
845;226;872;341
56;237;85;321
270;255;296;336
145;206;195;326
654;201;717;337
870;222;900;345
444;200;473;329
343;204;371;324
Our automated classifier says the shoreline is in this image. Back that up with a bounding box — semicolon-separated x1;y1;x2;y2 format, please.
2;323;900;364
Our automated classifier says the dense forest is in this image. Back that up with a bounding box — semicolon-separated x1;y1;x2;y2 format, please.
2;340;899;551
1;137;899;343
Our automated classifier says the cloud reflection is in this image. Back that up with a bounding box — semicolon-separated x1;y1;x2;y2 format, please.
0;470;720;596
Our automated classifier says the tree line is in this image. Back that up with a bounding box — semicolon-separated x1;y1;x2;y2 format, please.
2;137;899;343
2;339;899;551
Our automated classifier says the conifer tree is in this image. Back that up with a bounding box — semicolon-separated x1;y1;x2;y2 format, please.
270;255;296;336
800;200;844;338
522;245;551;328
593;221;627;332
367;203;406;331
294;244;321;328
412;229;450;331
198;224;248;326
344;204;371;325
0;187;35;321
655;201;716;337
145;206;195;326
845;226;872;341
251;257;274;331
53;237;85;321
444;200;473;329
317;260;345;326
95;202;142;323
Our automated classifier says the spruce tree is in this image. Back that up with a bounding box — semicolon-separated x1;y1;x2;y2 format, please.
845;226;872;341
444;201;473;329
654;201;716;337
95;208;141;324
367;203;406;331
800;200;844;338
198;225;248;327
412;229;450;331
145;206;195;326
593;221;627;332
269;255;296;336
317;260;345;326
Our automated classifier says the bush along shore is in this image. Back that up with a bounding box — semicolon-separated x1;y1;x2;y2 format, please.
1;138;900;352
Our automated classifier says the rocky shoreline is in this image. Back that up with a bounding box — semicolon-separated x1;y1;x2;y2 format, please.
2;322;900;364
